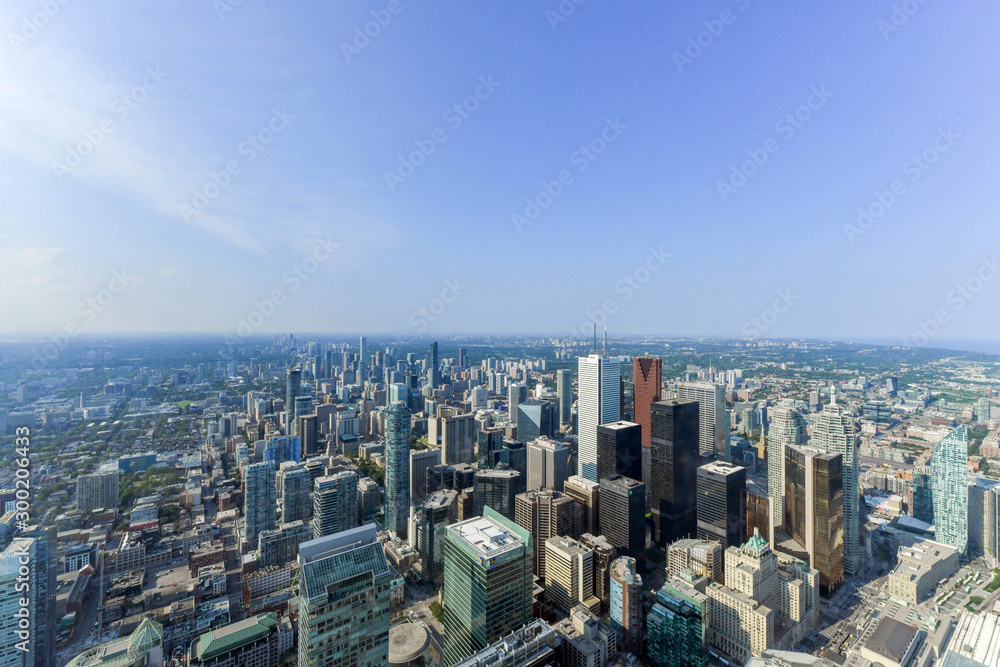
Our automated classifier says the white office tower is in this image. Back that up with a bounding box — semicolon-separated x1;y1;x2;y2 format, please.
677;381;728;460
766;403;807;539
527;437;570;492
811;388;860;577
470;385;488;411
577;354;621;482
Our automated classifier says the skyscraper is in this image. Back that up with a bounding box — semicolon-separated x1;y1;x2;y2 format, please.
676;382;727;460
285;367;301;435
75;470;120;512
385;400;412;538
912;466;934;525
312;471;358;539
610;556;643;654
516;398;557;443
577;354;621;481
765;404;806;537
932;425;969;554
508;382;527;426
473;468;520;520
298;524;392;667
597;420;642;482
633;357;662;492
546;536;600;615
564;475;600;536
696;460;747;550
428;342;440;389
514;489;577;579
784;444;843;596
650;399;700;545
244;461;277;544
647;573;710;667
1;538;39;667
412;489;457;583
358;335;367;384
442;510;534;665
526;437;570;492
556;368;573;427
811;391;860;577
277;461;312;523
599;474;646;569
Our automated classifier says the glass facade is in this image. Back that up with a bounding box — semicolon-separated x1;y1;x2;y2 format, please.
385;401;411;538
647;580;709;667
649;399;700;545
932;425;969;553
912;466;934;525
812;453;844;597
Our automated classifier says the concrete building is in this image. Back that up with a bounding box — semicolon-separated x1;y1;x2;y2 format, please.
887;534;959;603
431;407;476;466
452;620;560;667
412;489;457;584
668;538;724;585
546;536;601;615
609;556;643;654
277;462;312;523
514;489;578;580
676;382;727;460
76;470;120;512
578;533;616;614
312;471;358;539
765;404;806;537
527;437;570;492
564;475;600;536
409;448;441;501
189;613;284;667
556;369;573;428
553;607;618;667
578;354;621;482
599;475;646;569
244;462;277;545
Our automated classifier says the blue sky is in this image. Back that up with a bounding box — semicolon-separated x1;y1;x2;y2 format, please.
1;1;999;345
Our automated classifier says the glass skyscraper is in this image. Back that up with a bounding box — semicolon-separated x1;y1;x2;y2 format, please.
932;425;969;554
811;391;860;577
516;398;557;444
766;403;806;535
385;400;412;538
647;575;710;667
577;354;621;482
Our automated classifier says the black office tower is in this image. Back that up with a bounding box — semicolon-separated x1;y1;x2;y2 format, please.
599;474;646;570
696;460;747;549
428;341;440;388
596;421;642;482
649;399;700;546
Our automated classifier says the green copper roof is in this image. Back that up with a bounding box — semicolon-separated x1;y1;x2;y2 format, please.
742;528;768;554
191;613;278;661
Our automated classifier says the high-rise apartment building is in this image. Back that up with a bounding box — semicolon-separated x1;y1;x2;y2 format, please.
514;489;577;579
312;471;358;539
564;475;600;536
298;524;392;667
1;538;40;667
577;354;621;481
599;474;646;569
428;342;440;388
912;466;934;525
932;425;969;554
442;510;534;665
556;369;573;427
811;391;860;577
76;470;120;512
385;401;411;538
597;421;642;483
526;437;570;492
650;399;700;545
696;461;747;550
245;461;277;545
784;444;843;596
610;556;643;654
410;448;442;500
285;367;301;435
545;536;600;615
277;461;312;523
676;382;727;460
766;403;806;535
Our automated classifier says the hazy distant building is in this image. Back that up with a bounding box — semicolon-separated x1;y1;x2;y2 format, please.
556;369;573;427
508;382;527;426
285;367;301;435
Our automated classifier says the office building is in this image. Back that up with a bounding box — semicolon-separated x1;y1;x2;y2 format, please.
412;489;457;583
298;525;392;667
473;468;521;520
610;556;643;654
667;538;723;584
431;407;476;465
932;425;970;554
385;401;411;538
577;354;621;481
509;382;528;426
564;475;600;536
766;404;806;535
911;466;934;526
477;426;505;469
556;368;573;427
676;382;727;460
597;421;642;483
650;399;700;545
357;476;380;521
599;474;646;568
76;470;120;512
517;399;557;443
285;367;301;435
410;448;442;500
784;444;843;596
747;483;771;545
358;336;368;384
648;573;710;667
452;620;560;667
428;342;440;389
696;461;747;549
312;471;358;539
514;489;578;579
634;357;662;494
277;462;312;523
810;390;861;576
64;618;163;667
545;536;600;615
527;437;570;492
245;461;277;545
553;608;618;667
298;414;318;456
887;533;959;603
578;533;616;613
189;613;283;667
442;510;534;665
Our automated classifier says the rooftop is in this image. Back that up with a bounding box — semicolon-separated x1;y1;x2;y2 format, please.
190;613;278;661
862;617;920;664
388;623;430;662
448;515;524;558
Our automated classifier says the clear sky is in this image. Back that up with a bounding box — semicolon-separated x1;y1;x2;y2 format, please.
1;1;998;345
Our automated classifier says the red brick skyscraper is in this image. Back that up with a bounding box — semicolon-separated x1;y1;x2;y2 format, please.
633;357;661;450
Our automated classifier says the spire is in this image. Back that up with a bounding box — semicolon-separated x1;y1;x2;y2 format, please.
593;324;597;354
831;384;837;406
603;325;607;358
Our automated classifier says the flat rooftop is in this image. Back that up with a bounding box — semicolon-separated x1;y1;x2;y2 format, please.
864;617;919;664
448;516;524;558
598;421;639;430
